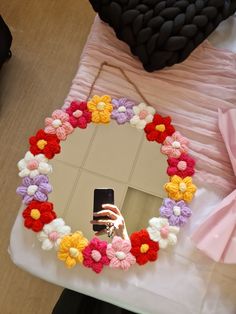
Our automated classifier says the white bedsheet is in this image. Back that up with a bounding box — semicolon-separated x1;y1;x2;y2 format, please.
9;15;236;314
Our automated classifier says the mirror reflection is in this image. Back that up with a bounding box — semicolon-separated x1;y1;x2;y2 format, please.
49;120;168;240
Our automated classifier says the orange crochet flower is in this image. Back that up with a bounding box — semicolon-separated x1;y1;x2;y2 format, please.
57;231;88;268
164;175;197;203
87;95;113;124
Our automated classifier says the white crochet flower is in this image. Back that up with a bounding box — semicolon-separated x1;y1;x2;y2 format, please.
37;218;71;250
147;217;179;249
130;102;155;129
18;151;52;178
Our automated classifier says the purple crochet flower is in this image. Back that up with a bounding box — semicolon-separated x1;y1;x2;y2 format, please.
16;175;52;205
111;98;135;124
160;198;192;227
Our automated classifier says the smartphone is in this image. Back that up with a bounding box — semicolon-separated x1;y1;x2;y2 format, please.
93;188;114;232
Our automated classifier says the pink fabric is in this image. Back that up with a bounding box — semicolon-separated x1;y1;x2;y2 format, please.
192;109;236;264
63;17;236;196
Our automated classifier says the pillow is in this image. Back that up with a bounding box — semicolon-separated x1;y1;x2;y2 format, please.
89;0;236;72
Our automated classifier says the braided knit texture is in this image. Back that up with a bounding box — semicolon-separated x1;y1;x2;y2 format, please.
89;0;236;72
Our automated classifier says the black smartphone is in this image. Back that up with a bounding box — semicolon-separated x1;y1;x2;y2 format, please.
93;188;114;232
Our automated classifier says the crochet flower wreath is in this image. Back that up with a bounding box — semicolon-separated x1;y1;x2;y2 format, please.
16;94;197;274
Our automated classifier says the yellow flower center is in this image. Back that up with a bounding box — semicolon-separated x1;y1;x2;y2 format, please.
37;139;47;150
30;209;41;220
97;102;106;111
140;244;149;254
69;247;79;258
179;182;187;192
155;124;166;132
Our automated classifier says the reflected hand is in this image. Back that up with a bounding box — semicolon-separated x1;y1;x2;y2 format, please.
90;204;129;240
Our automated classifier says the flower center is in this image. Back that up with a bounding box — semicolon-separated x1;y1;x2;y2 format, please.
173;206;181;216
30;209;41;220
139;109;148;120
155;124;166;132
177;161;187;171
48;231;59;242
73;109;83;118
172;141;181;149
27;185;38;196
91;249;102;262
115;251;126;260
37;139;47;150
118;106;126;113
160;226;169;239
27;159;39;170
97;102;106;111
140;244;149;254
52;119;62;128
179;182;187;192
69;247;79;258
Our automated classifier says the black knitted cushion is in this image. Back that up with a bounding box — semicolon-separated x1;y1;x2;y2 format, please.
89;0;236;72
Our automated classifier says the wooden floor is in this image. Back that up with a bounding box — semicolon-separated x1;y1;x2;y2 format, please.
0;1;94;313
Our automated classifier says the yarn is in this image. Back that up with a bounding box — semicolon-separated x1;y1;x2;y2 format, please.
147;217;179;249
66;101;92;129
45;110;74;141
106;236;136;270
57;231;88;268
89;0;236;71
87;95;113;124
29;129;61;159
111;97;135;124
161;131;189;158
83;237;110;273
130;102;155;129
37;218;71;250
144;113;175;143
167;153;195;177
130;229;159;265
22;201;57;232
16;174;52;205
164;175;197;202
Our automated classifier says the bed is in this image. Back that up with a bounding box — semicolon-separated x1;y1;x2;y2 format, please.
9;15;236;314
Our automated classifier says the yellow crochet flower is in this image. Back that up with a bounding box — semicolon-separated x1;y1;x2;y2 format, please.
164;175;197;203
57;231;88;268
87;95;113;124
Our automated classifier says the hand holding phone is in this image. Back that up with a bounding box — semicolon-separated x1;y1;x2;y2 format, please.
92;188;114;232
91;189;129;240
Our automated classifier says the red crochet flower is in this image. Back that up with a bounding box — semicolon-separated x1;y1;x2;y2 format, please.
66;101;92;129
29;129;61;159
22;201;57;232
130;229;159;265
167;154;195;178
144;114;175;144
83;237;110;273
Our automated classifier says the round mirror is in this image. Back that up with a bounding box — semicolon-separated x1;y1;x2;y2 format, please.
49;119;168;240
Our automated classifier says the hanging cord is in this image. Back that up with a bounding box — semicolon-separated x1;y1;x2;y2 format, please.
87;61;150;104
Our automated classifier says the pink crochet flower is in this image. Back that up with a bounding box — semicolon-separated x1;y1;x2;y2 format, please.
66;101;92;129
161;131;189;158
83;237;110;274
167;154;195;178
106;236;136;271
44;110;74;141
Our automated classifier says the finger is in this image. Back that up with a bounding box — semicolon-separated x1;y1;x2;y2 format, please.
102;204;121;215
93;210;117;220
94;230;107;236
90;219;114;225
